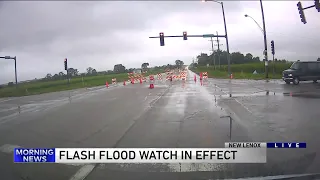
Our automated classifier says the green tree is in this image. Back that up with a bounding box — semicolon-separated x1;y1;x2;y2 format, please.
92;69;97;75
113;64;126;73
86;67;93;75
175;60;184;68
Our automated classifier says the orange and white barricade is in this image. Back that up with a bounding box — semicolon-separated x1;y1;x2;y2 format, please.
149;75;155;89
112;78;117;85
180;71;186;81
203;72;208;80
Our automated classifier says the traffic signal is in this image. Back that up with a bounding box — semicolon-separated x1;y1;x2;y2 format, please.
271;40;275;55
315;0;320;12
183;31;187;40
159;32;164;46
64;58;68;70
297;2;307;24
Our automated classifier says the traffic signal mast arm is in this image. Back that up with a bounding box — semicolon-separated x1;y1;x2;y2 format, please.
303;4;316;10
149;34;226;38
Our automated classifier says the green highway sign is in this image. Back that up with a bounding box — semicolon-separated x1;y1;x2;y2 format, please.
202;34;214;38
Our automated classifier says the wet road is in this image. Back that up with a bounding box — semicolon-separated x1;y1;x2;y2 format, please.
0;70;319;179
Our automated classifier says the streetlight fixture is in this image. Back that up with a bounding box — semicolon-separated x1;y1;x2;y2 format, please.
244;14;264;34
0;56;18;88
202;0;231;76
244;0;269;79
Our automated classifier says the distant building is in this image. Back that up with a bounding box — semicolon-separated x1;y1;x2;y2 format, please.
133;69;142;74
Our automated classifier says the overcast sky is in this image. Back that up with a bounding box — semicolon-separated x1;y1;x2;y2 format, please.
0;1;319;84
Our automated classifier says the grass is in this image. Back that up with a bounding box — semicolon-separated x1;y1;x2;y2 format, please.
0;69;165;98
190;62;291;80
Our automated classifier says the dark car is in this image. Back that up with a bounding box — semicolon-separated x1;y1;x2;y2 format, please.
282;61;320;85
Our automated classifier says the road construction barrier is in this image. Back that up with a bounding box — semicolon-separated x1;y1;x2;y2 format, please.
157;73;162;80
203;72;208;79
180;71;187;80
112;78;117;85
149;75;155;89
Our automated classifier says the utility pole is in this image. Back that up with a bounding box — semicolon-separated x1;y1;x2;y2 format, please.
208;37;215;69
214;31;223;69
260;0;269;79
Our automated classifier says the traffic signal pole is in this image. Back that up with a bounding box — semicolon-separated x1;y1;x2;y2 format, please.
64;58;70;86
260;0;268;79
271;40;275;78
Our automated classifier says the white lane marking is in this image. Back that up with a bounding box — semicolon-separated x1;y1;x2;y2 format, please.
0;144;21;153
144;96;148;101
0;98;14;103
98;163;227;172
69;164;95;180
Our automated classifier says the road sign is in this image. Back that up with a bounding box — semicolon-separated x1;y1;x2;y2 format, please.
203;34;214;38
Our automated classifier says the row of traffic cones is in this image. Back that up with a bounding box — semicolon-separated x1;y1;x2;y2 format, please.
106;78;153;88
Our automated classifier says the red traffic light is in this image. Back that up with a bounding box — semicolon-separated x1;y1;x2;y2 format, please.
159;32;165;46
183;31;187;40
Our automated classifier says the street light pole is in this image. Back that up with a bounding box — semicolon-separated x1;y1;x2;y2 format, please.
260;0;269;79
244;1;269;79
0;56;18;88
14;56;18;87
202;0;231;75
221;2;231;76
244;14;264;34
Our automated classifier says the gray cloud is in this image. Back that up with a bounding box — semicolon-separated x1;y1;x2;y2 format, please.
0;1;319;84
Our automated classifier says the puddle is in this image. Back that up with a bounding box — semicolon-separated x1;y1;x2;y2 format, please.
283;92;320;99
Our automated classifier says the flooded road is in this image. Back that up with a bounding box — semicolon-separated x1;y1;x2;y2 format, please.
0;70;319;179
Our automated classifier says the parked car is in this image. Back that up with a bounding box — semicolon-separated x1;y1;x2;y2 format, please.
282;61;320;85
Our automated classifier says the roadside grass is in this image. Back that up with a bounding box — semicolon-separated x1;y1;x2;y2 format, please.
190;62;291;80
0;69;165;98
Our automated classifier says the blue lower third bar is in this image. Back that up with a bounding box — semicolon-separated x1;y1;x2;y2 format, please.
267;142;306;148
14;148;55;163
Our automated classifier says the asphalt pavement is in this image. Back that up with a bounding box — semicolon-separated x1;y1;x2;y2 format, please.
0;70;319;180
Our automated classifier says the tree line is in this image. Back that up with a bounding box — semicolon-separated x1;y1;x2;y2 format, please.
193;50;289;68
40;60;185;82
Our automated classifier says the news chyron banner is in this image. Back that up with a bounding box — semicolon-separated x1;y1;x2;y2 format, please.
13;142;306;164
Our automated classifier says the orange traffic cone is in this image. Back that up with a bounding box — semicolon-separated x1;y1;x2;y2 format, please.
194;75;197;82
123;80;126;86
140;78;142;84
230;73;233;79
105;81;109;88
131;78;134;84
149;83;154;89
